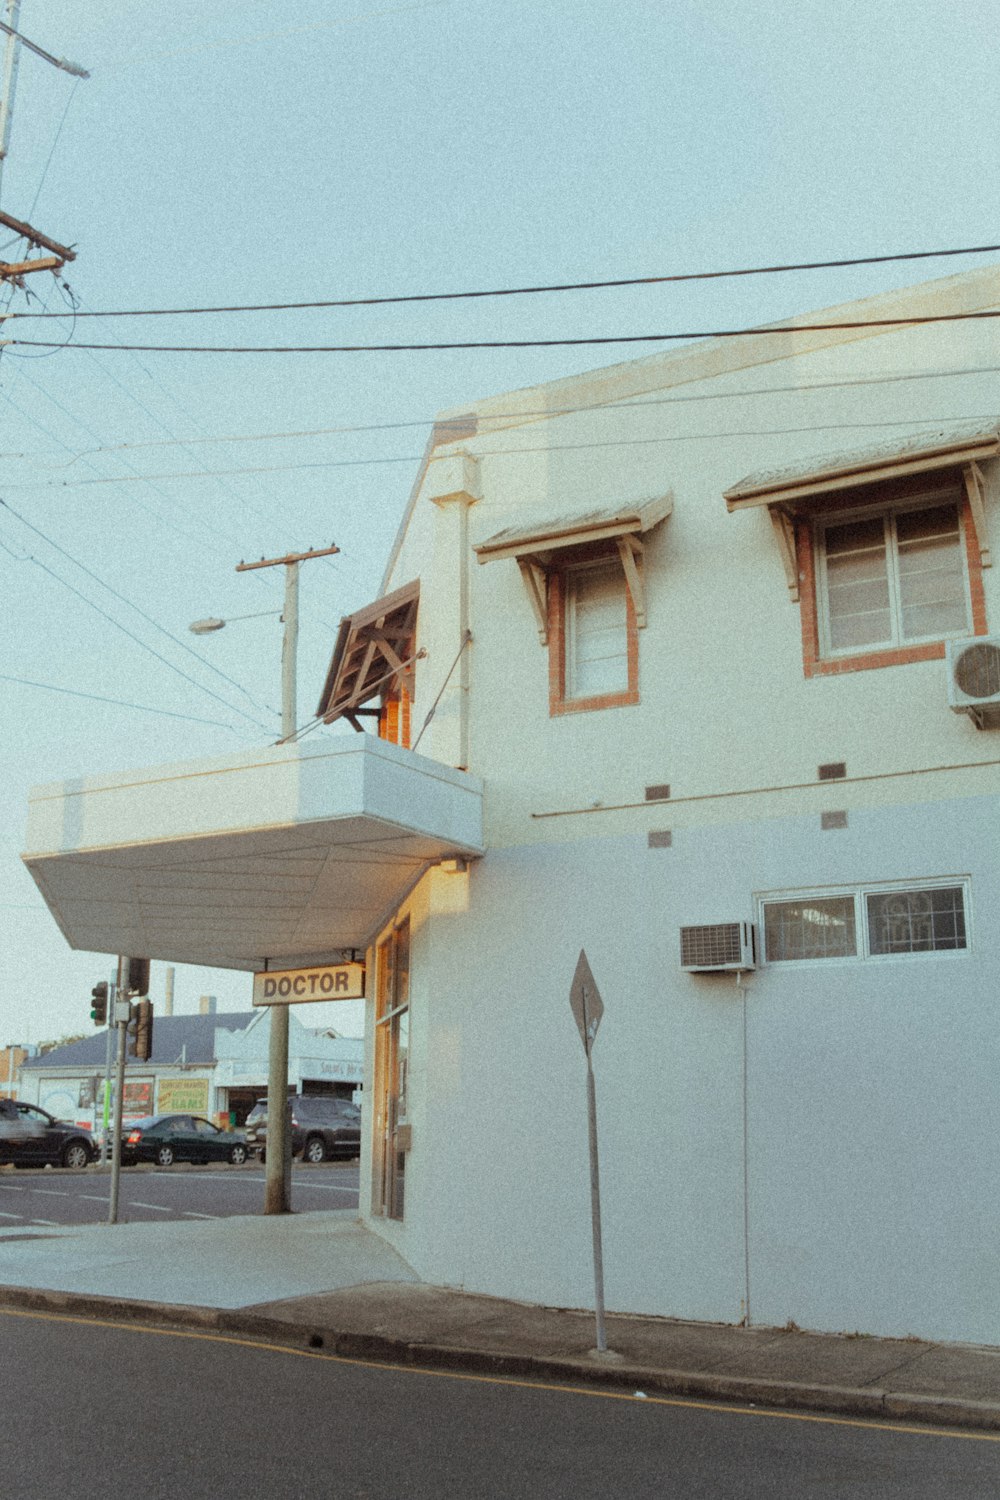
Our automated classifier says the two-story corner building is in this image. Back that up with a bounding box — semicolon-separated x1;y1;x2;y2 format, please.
22;261;1000;1345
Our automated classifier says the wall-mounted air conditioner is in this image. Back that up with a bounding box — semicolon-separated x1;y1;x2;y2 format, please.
679;922;756;972
947;637;1000;727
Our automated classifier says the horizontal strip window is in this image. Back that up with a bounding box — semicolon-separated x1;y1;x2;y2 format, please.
760;880;969;963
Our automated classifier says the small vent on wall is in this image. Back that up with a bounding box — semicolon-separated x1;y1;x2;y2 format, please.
645;783;671;800
818;762;847;781
648;829;672;848
821;810;848;830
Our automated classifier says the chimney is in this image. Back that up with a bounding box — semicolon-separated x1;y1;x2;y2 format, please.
199;994;217;1016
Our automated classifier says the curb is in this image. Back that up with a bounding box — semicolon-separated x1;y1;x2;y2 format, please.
2;1284;998;1434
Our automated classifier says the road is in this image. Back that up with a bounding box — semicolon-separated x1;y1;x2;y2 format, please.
0;1161;359;1227
3;1307;999;1499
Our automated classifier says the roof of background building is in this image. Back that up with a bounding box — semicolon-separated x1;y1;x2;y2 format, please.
22;1012;258;1070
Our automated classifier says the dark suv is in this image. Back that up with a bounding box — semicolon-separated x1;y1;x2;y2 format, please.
244;1095;361;1164
0;1099;97;1168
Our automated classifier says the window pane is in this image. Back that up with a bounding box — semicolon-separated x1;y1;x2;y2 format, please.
866;887;966;954
567;562;628;697
763;897;857;961
823;517;891;649
895;504;968;640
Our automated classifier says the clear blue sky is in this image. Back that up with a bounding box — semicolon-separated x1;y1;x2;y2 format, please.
1;0;998;1046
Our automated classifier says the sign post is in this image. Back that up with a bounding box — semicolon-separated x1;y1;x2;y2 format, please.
569;948;613;1357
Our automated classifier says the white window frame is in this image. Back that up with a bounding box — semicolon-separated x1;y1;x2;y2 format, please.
814;487;973;659
758;878;971;966
563;556;631;701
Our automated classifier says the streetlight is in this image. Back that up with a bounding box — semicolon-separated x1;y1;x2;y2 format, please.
188;610;281;635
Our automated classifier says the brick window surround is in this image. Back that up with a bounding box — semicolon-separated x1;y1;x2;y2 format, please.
796;478;988;678
546;542;640;715
379;687;412;748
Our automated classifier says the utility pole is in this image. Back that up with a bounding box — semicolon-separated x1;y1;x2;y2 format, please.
0;2;86;279
0;0;23;207
235;544;340;1213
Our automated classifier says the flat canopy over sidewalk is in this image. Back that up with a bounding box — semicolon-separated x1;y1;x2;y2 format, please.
22;736;483;971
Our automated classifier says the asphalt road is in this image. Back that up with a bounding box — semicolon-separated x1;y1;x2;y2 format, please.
3;1308;999;1499
0;1161;359;1227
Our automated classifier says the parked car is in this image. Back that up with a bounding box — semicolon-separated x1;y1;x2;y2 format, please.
121;1114;249;1167
244;1095;361;1163
0;1099;98;1169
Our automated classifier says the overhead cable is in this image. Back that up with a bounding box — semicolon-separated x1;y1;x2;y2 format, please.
5;543;276;734
0;497;280;719
9;309;1000;355
2;242;999;320
9;413;999;490
0;672;249;730
3;363;998;466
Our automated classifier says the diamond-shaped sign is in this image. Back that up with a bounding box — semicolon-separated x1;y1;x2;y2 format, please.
569;949;604;1054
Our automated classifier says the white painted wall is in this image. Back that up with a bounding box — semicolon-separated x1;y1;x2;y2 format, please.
360;264;1000;1343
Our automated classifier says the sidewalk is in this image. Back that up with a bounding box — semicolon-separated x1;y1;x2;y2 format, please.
1;1209;999;1432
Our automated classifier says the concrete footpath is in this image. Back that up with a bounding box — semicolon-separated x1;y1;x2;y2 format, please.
1;1208;999;1432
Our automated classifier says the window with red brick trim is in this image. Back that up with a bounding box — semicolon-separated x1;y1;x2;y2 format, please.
547;548;639;715
378;688;411;747
796;475;988;678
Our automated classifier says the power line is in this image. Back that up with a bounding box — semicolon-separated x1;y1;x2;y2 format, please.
3;243;999;320
6;545;276;734
0;672;248;730
10;308;1000;354
0;498;281;721
9;413;999;490
4;362;999;466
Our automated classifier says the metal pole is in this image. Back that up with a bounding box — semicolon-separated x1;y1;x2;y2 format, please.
583;992;608;1354
0;0;22;206
263;560;298;1214
108;957;128;1224
99;975;115;1169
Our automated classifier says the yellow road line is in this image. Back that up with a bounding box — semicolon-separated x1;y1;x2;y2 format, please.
1;1304;996;1444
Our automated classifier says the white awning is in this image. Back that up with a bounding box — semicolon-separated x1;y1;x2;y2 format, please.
22;736;483;972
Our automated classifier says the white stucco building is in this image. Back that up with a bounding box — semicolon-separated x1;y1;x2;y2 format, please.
23;262;1000;1344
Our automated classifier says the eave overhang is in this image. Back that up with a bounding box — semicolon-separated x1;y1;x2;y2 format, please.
473;494;673;563
316;579;420;730
724;421;1000;511
724;420;999;601
474;495;672;643
22;736;483;973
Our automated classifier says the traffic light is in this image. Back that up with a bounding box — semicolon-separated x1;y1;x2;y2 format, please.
90;981;108;1027
124;957;150;997
129;999;154;1061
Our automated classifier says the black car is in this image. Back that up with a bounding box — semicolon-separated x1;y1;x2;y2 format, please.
122;1114;249;1167
244;1095;361;1163
0;1099;98;1169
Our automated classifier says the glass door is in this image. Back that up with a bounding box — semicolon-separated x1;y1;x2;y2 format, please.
374;919;409;1219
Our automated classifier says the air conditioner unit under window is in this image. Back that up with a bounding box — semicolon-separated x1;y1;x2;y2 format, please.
946;637;1000;726
680;922;756;972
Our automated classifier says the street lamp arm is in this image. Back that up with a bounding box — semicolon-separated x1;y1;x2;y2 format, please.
188;609;281;634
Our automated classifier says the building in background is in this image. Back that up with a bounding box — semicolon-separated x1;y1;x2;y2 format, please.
0;1044;31;1100
19;1011;362;1131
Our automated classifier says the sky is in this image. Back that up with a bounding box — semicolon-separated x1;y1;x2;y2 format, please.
1;0;998;1048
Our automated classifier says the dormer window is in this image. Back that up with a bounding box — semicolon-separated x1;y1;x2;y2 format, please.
474;495;671;715
725;422;995;677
